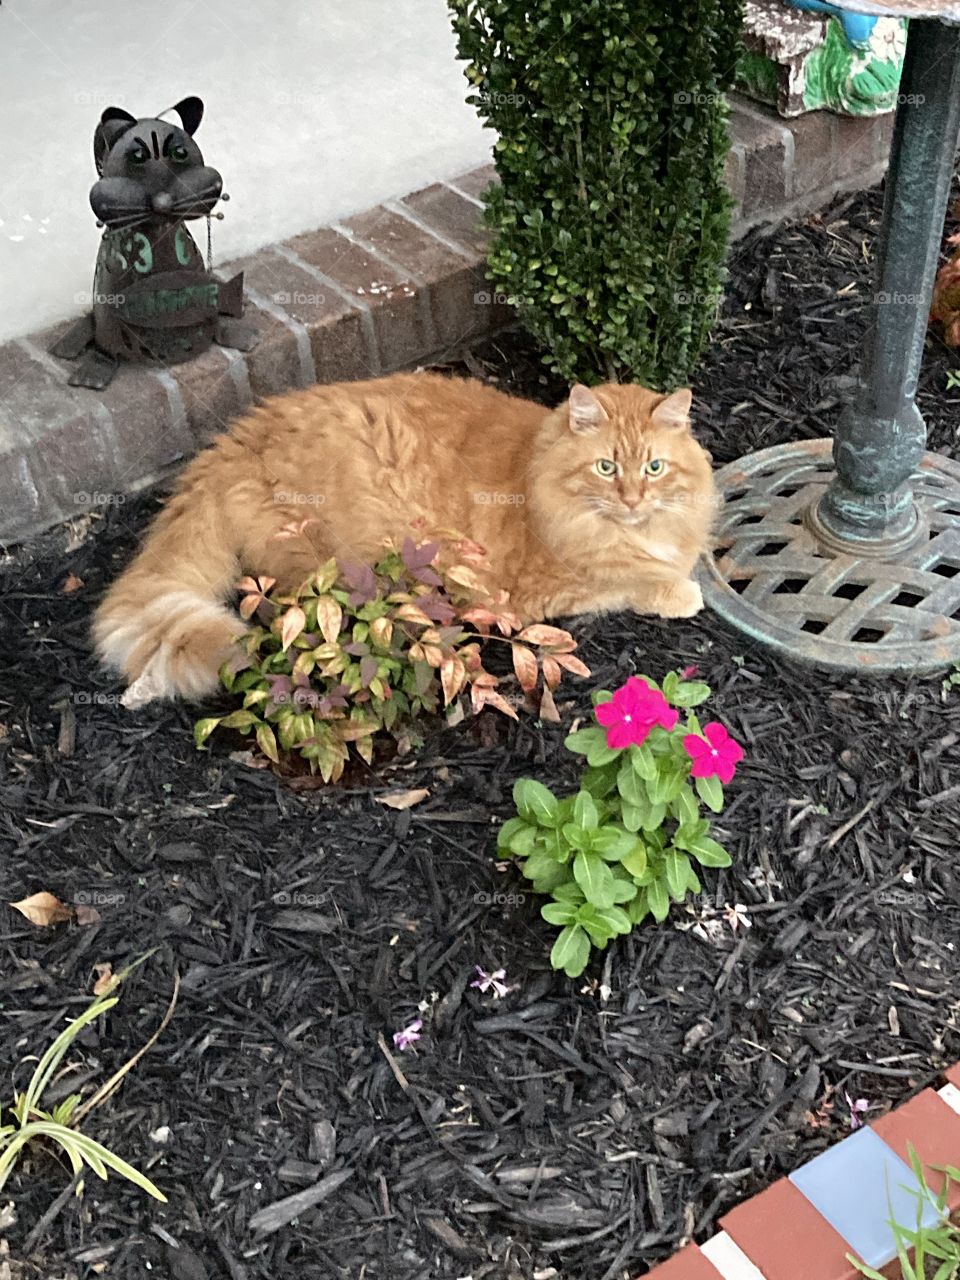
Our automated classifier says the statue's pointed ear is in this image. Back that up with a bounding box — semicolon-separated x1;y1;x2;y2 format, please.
171;96;204;136
568;384;608;435
94;107;136;174
651;388;693;429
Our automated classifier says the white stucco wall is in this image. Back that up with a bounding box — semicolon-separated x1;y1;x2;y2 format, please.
0;0;492;344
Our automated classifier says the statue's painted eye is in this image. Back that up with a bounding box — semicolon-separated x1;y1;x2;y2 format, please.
130;149;149;166
595;458;617;478
170;145;189;163
645;459;667;478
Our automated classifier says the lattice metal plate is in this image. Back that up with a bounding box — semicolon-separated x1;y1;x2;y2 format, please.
700;440;960;673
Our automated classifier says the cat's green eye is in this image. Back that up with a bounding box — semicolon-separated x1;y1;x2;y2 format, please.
595;458;618;478
129;149;149;166
645;459;667;478
170;145;189;163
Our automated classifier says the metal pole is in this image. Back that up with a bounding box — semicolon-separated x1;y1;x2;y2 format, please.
812;18;960;554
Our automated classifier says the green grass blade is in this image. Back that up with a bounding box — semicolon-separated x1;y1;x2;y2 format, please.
20;997;119;1118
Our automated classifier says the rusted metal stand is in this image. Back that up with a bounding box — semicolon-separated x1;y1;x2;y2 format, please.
702;2;960;672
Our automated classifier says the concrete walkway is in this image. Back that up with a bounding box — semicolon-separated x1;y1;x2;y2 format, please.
0;0;491;343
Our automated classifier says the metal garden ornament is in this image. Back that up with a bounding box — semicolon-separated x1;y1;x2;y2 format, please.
52;95;257;389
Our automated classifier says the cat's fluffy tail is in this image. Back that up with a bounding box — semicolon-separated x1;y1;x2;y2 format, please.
92;481;245;708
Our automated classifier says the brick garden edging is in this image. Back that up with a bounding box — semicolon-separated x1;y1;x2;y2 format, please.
646;1065;960;1280
0;97;892;547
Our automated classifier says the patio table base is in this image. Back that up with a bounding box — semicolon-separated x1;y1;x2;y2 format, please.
700;439;960;672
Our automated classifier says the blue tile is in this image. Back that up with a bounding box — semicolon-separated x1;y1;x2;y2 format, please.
789;1126;943;1268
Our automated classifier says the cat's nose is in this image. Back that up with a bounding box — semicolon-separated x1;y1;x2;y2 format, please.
622;495;643;510
152;192;173;213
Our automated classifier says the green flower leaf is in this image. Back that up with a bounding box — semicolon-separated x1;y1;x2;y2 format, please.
513;778;561;826
617;759;645;806
541;901;578;926
620;802;643;833
629;743;657;781
497;816;532;852
521;850;569;890
573;850;616;908
695;774;724;812
591;827;642;862
621;844;648;879
572;790;599;830
646;877;670;922
193;717;223;750
664;850;691;900
550;924;591;977
671;784;700;827
672;680;711;707
687;836;732;868
564;726;606;756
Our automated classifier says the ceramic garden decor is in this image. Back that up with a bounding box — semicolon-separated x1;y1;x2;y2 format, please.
737;0;907;116
51;95;257;390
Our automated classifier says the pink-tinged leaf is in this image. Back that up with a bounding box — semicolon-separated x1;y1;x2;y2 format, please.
280;605;307;650
238;575;276;595
440;656;467;705
369;616;393;648
360;655;379;688
552;652;591;678
444;563;486;593
377;788;430;810
516;624;577;651
452;536;489;565
256;723;280;764
539;686;561;722
542;656;562;689
239;594;261;621
472;687;520;720
422;644;444;668
315;595;343;644
511;643;539;692
460;606;498;634
394;603;433;627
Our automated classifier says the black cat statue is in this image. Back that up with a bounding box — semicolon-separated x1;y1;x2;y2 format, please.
52;95;257;389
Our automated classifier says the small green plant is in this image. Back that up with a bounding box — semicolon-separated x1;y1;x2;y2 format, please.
945;370;960;391
195;535;588;781
943;664;960;699
0;964;166;1202
447;0;742;387
497;670;741;977
849;1144;960;1280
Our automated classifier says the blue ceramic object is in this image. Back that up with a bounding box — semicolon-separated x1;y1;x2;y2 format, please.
789;1126;943;1268
783;0;878;46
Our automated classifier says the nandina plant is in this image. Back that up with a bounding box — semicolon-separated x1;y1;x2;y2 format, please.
497;671;742;977
194;536;590;781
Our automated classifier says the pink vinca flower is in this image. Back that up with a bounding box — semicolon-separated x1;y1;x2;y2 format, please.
392;1018;423;1051
683;721;743;784
595;676;679;749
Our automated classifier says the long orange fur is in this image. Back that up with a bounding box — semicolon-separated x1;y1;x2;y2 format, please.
93;372;715;704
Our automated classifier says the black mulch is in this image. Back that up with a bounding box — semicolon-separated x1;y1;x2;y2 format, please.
3;184;960;1280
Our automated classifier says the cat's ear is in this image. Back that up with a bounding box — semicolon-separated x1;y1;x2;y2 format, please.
568;384;607;435
94;107;136;174
170;96;204;136
651;388;693;430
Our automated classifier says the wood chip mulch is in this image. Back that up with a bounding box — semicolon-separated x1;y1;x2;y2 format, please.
1;184;959;1280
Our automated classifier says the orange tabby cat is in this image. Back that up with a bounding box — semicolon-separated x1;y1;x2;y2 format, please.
94;372;715;705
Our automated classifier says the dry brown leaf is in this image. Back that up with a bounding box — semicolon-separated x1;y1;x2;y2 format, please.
75;903;102;927
280;605;307;650
377;788;430;810
539;686;561;723
61;573;85;594
10;891;73;927
511;643;539;692
92;962;115;996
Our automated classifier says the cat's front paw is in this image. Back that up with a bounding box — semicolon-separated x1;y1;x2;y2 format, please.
653;579;703;619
